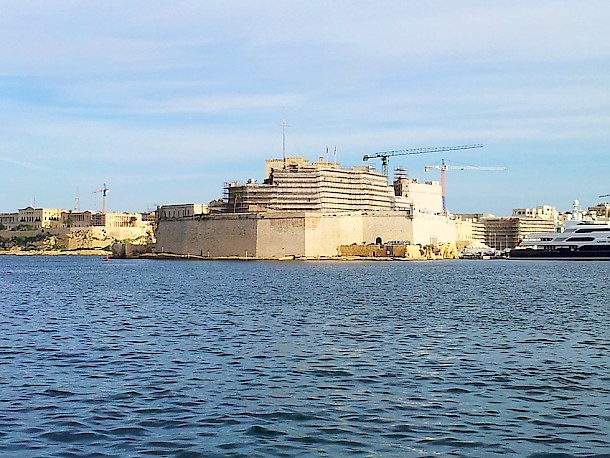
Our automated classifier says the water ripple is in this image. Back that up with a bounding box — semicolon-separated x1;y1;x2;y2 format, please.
1;257;610;456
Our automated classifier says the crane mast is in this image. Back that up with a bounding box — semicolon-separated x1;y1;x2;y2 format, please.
424;159;505;214
363;144;483;178
92;183;109;214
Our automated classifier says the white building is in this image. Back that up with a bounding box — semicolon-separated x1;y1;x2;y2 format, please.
512;205;557;222
393;178;443;214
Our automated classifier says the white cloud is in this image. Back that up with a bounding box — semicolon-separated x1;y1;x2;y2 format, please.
0;0;609;214
0;156;53;171
131;93;307;115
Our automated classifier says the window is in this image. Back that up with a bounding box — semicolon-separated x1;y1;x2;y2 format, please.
575;228;610;233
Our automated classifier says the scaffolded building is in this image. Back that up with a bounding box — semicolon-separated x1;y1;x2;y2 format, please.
224;157;394;213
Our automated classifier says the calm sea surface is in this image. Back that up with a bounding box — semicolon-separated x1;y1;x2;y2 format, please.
1;256;609;457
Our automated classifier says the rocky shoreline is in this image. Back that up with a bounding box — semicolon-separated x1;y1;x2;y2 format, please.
0;249;111;256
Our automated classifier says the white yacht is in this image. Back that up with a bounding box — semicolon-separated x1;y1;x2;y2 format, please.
509;200;610;260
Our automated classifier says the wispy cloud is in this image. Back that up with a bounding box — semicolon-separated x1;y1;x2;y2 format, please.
0;156;53;171
0;1;609;214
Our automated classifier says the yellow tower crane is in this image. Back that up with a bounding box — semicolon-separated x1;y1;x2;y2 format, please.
424;159;505;214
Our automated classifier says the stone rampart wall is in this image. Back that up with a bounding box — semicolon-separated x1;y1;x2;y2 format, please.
153;211;456;259
362;212;413;245
256;213;306;258
302;213;362;257
410;212;457;245
155;216;258;257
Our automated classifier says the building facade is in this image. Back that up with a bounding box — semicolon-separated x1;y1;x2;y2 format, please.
482;217;555;250
158;204;209;220
393;178;443;214
0;212;18;229
225;158;394;213
587;202;610;219
13;207;64;229
512;204;557;222
60;211;95;228
92;212;143;228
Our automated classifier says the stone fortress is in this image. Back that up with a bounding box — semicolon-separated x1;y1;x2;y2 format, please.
154;156;608;259
154;156;455;259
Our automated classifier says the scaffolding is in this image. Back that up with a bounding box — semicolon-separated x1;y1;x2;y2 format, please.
223;162;395;213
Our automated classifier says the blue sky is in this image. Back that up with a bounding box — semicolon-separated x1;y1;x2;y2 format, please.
1;1;609;215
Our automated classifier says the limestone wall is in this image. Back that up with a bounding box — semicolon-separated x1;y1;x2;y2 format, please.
153;211;456;259
155;216;258;257
362;212;413;245
304;213;364;257
256;213;306;258
410;212;457;245
338;244;425;259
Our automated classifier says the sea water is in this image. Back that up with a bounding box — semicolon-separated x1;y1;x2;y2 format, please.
1;256;609;457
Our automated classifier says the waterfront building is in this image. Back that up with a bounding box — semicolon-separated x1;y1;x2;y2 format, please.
0;212;18;229
157;204;209;220
60;210;95;228
16;207;64;229
454;215;486;249
482;216;555;250
1;206;148;231
455;206;558;251
92;212;143;228
587;202;610;219
58;210;145;228
512;205;558;222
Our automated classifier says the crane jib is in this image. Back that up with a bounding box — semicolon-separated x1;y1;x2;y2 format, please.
362;144;484;177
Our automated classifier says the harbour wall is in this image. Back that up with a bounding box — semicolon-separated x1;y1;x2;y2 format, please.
154;211;456;259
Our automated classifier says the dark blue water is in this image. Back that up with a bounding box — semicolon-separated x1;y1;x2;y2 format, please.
1;256;609;457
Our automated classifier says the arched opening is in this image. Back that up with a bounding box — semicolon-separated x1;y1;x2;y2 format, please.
375;236;383;245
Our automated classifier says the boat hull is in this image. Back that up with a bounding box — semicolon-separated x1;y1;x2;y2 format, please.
509;246;610;260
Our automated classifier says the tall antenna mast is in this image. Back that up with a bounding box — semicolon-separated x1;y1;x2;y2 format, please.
281;118;289;169
74;187;81;212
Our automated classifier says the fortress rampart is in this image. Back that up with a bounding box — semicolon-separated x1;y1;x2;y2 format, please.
154;211;456;259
